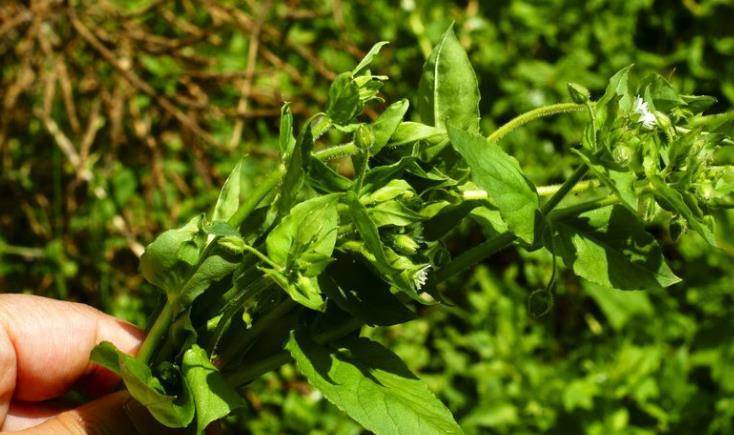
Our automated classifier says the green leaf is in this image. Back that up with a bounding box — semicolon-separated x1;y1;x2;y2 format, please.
266;195;340;310
182;345;246;434
279;103;296;158
372;99;410;153
554;204;680;291
267;194;339;273
140;215;204;298
352;41;389;76
573;149;637;210
90;342;194;428
345;192;419;299
327;72;361;125
448;126;539;243
417;23;480;133
212;159;244;223
650;176;717;245
388;122;447;148
178;249;239;306
286;331;463;435
321;254;416;326
277;120;314;216
368;200;424;228
583;280;653;331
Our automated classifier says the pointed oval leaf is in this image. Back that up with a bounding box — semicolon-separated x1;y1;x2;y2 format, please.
448;126;539;243
417;24;480;133
286;331;463;435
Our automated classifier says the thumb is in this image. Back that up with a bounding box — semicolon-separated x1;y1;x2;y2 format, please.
14;392;183;435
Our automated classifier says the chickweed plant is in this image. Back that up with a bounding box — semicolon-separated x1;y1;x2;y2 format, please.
90;24;734;434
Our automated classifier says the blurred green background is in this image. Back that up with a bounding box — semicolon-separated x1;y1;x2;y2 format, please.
2;0;734;433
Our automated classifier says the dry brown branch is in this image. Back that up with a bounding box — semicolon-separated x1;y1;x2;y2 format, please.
68;7;222;150
228;0;273;149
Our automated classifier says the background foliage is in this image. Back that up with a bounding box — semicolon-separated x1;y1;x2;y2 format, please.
2;0;734;433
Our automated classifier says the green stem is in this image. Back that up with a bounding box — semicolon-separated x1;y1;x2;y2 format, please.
227;317;363;387
228;168;284;227
540;165;589;215
536;179;599;196
226;351;292;387
312;142;359;161
137;299;177;364
219;299;297;368
434;232;516;284
487;103;584;143
547;195;621;221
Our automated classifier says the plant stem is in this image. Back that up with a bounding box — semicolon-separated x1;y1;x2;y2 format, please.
536;179;599;196
547;195;621;221
312;142;359;161
433;232;516;284
540;165;589;215
227;317;363;387
487;103;583;143
137;299;177;364
228;168;284;227
219;299;297;368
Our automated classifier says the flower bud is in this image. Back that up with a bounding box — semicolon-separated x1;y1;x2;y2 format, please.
567;83;590;104
355;124;375;152
393;234;421;255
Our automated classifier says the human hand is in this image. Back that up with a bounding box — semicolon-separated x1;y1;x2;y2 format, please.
0;294;178;434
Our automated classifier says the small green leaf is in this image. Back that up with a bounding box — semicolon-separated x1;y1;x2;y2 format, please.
568;82;590;104
448;126;539;243
266;195;340;310
277;121;314;216
178;250;239;306
554;204;680;291
91;342;194;428
279;103;296;158
650;176;717;245
267;194;339;274
352;41;389;76
327;72;361;125
388;122;447;148
286;331;463;435
345;192;419;298
140;216;203;298
372;99;410;153
573;149;637;210
211;160;244;223
417;23;480;133
182;345;246;434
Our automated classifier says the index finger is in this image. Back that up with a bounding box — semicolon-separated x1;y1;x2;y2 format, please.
0;294;143;426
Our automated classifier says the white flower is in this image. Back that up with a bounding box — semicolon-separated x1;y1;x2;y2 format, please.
634;96;657;130
412;265;431;290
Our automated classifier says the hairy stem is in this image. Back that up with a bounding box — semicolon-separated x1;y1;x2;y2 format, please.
487;103;583;143
536;179;599;196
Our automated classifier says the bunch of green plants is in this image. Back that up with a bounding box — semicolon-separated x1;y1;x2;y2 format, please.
84;24;734;433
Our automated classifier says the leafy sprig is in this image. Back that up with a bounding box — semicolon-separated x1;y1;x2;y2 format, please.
90;24;733;434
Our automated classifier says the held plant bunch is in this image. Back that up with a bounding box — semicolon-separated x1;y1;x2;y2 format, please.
90;24;734;434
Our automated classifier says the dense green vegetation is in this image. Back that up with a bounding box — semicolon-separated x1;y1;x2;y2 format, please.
2;1;734;433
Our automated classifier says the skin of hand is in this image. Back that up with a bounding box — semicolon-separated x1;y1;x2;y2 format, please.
0;294;183;434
